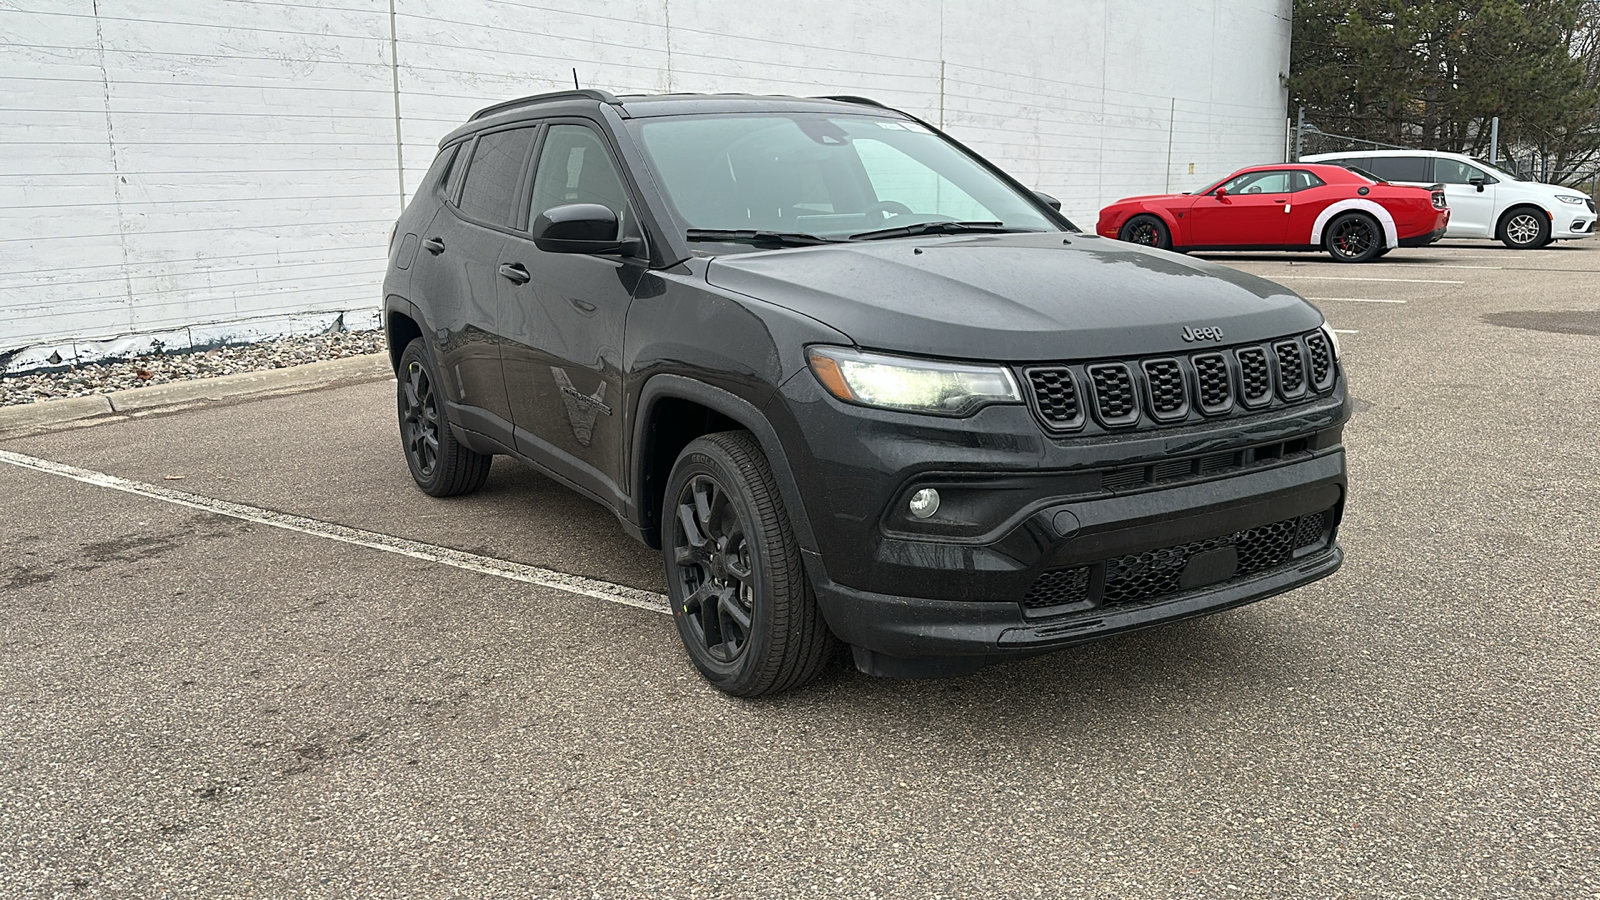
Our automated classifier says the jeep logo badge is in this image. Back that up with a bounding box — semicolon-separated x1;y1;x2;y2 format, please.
1182;325;1224;343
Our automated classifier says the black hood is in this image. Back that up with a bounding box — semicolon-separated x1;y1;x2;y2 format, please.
705;233;1323;361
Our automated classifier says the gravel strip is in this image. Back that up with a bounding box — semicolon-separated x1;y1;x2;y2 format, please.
0;330;387;407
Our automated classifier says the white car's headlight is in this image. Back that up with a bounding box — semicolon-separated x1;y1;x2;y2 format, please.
1556;194;1588;205
807;346;1020;416
1319;322;1342;359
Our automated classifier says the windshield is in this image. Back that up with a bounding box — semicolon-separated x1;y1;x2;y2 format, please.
625;113;1061;244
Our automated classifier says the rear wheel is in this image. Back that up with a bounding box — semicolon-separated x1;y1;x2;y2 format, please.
1498;206;1550;249
397;338;491;497
1324;212;1384;262
662;431;832;696
1118;214;1172;250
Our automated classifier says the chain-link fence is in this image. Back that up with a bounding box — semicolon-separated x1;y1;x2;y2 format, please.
1292;121;1600;196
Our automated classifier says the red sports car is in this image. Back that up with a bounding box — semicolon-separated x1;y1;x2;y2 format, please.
1097;163;1450;262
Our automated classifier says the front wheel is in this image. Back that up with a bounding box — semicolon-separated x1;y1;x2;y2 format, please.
662;432;832;696
1498;207;1550;249
1324;212;1384;262
1119;214;1172;250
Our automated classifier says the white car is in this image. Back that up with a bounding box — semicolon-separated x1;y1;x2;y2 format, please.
1302;149;1595;249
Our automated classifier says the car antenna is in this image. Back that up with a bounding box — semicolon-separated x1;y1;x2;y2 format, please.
572;68;580;90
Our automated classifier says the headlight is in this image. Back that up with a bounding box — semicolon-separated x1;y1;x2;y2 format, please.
1319;322;1342;359
806;346;1021;416
1556;194;1588;205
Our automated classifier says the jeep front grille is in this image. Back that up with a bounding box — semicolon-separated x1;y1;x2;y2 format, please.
1237;347;1272;407
1086;363;1139;426
1274;340;1306;399
1304;332;1334;391
1021;332;1334;433
1024;367;1083;429
1192;352;1232;414
1141;359;1188;421
1021;507;1335;613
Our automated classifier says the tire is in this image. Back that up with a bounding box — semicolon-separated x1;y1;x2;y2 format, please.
662;431;832;696
1118;214;1173;250
1323;212;1384;263
1373;247;1391;258
396;338;491;497
1498;206;1550;249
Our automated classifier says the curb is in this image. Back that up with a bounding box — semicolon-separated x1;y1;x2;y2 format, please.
0;353;392;440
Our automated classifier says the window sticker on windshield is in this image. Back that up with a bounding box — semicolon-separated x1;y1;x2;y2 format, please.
876;121;929;132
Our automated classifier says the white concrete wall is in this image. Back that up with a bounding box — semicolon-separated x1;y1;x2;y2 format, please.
1;0;1290;372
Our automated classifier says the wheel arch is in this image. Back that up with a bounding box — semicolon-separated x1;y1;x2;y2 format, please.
630;374;818;555
383;294;430;373
1120;209;1182;246
1310;200;1399;249
1496;203;1551;237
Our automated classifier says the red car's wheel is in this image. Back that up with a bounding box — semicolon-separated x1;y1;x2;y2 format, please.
1118;215;1172;250
1323;212;1383;263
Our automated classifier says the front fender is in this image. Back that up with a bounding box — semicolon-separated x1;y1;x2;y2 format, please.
630;374;819;558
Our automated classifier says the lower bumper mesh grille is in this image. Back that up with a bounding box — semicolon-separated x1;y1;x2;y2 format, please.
1021;507;1335;613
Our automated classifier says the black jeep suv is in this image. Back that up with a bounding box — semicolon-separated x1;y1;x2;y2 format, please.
382;90;1348;696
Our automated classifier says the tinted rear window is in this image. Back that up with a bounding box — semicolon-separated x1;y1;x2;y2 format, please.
457;128;536;225
1365;156;1430;182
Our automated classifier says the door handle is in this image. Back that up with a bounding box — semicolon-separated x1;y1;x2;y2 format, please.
499;262;531;285
423;237;445;255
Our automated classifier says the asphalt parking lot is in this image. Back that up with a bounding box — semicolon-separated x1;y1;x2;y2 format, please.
3;238;1598;899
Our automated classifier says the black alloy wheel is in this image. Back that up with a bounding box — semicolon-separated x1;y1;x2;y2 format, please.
1324;212;1383;263
1119;214;1172;250
401;359;440;478
396;338;492;497
673;473;757;664
663;431;832;696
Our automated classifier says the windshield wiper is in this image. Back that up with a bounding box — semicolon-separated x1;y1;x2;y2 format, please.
685;228;840;247
849;220;1030;241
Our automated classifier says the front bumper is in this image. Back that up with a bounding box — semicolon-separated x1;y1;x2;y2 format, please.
824;545;1342;677
808;455;1344;674
767;371;1350;672
1553;217;1595;240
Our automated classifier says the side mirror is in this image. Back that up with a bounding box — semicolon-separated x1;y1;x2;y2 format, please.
531;203;636;255
1214;187;1228;198
1033;190;1062;211
1469;177;1485;192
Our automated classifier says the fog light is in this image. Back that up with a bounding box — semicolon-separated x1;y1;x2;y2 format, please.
908;488;940;519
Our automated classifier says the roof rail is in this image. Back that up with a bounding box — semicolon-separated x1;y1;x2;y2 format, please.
815;95;891;109
469;89;621;121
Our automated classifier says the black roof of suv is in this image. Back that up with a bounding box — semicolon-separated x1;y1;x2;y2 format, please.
382;90;1350;695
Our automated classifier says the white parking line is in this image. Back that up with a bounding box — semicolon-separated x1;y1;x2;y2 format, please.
0;449;671;616
1271;275;1464;284
1359;263;1502;270
1305;297;1408;304
1330;329;1359;334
